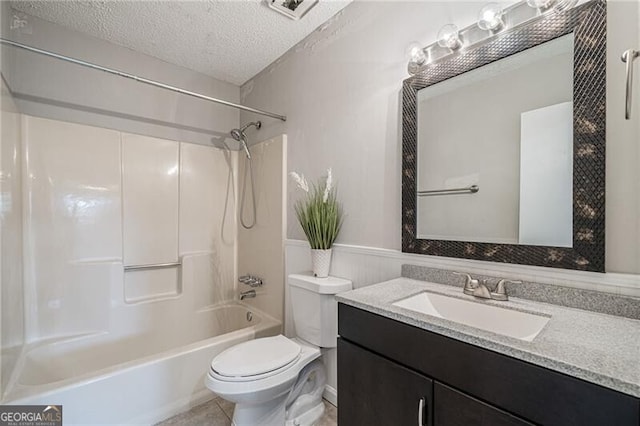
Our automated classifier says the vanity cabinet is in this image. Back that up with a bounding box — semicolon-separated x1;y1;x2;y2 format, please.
337;303;640;426
339;339;530;426
433;382;532;426
339;338;433;426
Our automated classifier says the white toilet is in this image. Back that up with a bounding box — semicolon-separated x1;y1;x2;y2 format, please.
205;273;352;426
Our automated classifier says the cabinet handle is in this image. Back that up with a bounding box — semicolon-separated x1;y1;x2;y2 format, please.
621;49;639;120
417;397;427;426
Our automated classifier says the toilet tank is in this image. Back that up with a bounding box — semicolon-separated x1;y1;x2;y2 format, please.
289;273;352;348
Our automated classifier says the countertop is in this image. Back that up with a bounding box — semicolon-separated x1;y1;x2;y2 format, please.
336;278;640;398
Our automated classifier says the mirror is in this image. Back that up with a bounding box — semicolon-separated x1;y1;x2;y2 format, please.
417;34;574;247
402;0;606;271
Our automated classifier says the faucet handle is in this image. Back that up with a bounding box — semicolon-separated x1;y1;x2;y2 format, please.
491;279;521;301
239;275;263;287
453;272;479;296
473;280;492;299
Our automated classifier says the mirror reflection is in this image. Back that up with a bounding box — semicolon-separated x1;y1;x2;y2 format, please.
416;34;574;247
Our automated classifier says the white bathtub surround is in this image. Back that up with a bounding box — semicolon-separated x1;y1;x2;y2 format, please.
1;77;25;395
15;116;240;343
7;304;280;425
1;116;247;422
237;136;287;321
22;116;122;340
180;143;238;307
122;133;180;267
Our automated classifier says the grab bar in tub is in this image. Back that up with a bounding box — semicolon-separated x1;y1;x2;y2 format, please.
124;261;181;272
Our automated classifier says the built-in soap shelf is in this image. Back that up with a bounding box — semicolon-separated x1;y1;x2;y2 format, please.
123;259;183;304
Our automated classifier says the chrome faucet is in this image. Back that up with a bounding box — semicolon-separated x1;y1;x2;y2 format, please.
453;272;521;301
240;289;256;300
239;275;263;287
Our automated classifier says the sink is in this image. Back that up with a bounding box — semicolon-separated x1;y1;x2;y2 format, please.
392;292;550;342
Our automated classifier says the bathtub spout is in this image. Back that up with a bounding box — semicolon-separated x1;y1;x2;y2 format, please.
240;289;256;300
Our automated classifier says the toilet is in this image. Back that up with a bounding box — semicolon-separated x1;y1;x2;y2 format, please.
205;273;352;426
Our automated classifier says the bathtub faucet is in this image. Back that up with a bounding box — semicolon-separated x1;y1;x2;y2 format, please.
239;275;263;287
240;289;256;300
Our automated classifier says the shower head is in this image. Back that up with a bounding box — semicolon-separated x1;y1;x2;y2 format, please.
230;121;262;160
240;121;262;133
230;128;244;142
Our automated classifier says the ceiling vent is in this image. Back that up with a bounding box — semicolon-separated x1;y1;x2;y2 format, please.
268;0;318;20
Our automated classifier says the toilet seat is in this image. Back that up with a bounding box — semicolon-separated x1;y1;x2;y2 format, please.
205;337;321;401
211;335;302;381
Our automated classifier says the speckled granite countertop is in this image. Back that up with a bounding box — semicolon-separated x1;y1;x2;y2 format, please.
336;278;640;398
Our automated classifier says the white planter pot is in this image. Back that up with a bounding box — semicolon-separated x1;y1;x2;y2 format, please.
310;249;332;278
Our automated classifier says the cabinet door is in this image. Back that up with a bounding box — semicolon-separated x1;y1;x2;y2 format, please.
434;382;532;426
338;338;433;426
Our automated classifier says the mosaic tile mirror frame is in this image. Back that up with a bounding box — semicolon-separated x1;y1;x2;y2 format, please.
401;0;606;272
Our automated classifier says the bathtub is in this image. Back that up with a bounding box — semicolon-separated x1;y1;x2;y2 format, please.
3;302;281;424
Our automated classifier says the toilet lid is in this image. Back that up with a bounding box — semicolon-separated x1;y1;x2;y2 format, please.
211;335;301;377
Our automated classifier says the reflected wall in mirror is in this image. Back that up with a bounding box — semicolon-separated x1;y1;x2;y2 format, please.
402;0;606;271
417;34;574;247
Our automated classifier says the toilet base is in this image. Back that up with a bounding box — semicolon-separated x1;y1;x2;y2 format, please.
285;401;324;426
231;398;325;426
232;393;288;426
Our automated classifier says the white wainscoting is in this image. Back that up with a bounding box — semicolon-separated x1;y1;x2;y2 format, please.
284;238;640;405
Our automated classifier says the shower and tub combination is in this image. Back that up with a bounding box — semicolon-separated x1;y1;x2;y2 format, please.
0;39;287;423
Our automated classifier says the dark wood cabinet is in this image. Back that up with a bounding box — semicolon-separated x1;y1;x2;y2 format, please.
338;339;433;426
434;382;532;426
338;303;640;426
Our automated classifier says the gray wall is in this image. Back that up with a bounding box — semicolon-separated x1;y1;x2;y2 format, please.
241;0;640;274
2;8;240;146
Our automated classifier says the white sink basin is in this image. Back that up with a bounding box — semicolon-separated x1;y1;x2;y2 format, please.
392;292;550;342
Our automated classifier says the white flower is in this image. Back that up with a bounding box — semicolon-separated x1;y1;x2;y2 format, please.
289;171;309;193
323;168;333;203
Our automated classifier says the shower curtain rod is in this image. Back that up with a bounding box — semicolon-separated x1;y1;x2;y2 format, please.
0;38;287;122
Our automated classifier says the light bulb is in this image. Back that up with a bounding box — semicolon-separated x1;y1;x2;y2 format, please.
406;42;427;75
406;42;427;65
526;0;556;9
553;0;578;11
437;24;462;50
477;3;505;31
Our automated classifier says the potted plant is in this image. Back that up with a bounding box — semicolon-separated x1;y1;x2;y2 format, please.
290;169;343;278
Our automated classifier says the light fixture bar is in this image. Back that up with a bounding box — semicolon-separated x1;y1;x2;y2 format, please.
407;0;562;75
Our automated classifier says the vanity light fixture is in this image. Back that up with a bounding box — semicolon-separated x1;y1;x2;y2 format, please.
405;0;581;76
437;24;462;50
477;3;506;31
406;42;428;74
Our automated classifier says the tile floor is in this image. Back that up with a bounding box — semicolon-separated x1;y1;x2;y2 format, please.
156;397;337;426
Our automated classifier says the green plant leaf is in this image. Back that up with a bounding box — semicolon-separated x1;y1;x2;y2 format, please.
293;173;343;250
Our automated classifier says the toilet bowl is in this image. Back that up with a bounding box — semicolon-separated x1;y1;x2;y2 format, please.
205;274;352;426
205;335;325;425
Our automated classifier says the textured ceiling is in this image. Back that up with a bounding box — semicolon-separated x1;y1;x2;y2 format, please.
10;0;352;85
